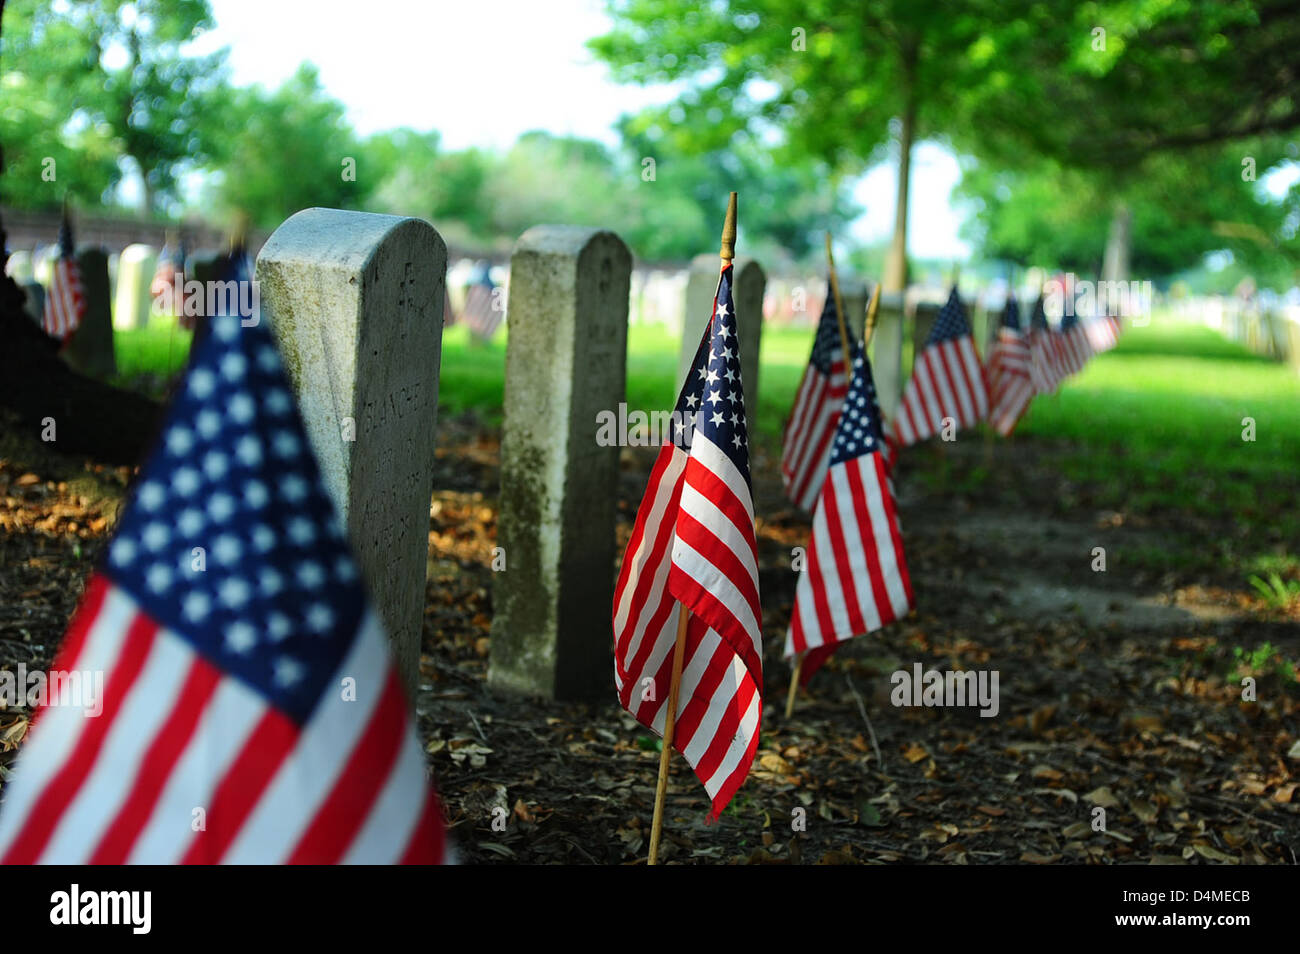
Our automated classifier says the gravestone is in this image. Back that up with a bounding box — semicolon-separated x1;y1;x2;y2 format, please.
256;208;447;693
63;248;116;379
677;253;765;430
113;244;158;330
489;226;631;700
871;291;906;421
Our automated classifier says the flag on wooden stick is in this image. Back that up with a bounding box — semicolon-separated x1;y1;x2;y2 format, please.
1086;308;1121;354
0;272;448;864
786;341;913;685
781;283;849;511
613;262;762;819
986;294;1035;437
1026;294;1062;394
41;210;85;343
893;286;988;446
1057;311;1093;377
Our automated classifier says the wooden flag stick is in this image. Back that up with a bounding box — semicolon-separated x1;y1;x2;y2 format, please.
648;195;736;866
864;281;882;347
647;604;690;865
824;232;852;364
786;233;851;720
784;654;803;718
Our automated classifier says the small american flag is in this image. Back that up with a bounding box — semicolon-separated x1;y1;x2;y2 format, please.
894;287;988;446
152;236;188;326
461;263;502;340
1057;311;1093;377
41;212;85;342
1026;294;1063;394
786;342;913;684
781;284;848;511
613;263;762;819
1086;309;1121;353
986;295;1035;437
0;265;447;863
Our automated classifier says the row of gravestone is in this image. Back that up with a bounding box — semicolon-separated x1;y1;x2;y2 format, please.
251;209;960;702
19;206;943;701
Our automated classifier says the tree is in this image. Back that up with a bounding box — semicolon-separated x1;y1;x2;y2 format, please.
204;65;364;228
0;0;163;465
591;0;1033;289
4;0;228;215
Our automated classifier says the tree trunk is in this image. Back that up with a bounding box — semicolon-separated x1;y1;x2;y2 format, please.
882;41;918;294
1102;201;1131;284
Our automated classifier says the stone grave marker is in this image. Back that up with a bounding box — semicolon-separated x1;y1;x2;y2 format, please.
256;208;447;693
489;226;631;700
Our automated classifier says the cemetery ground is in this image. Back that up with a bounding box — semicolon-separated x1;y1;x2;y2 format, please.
1;317;1298;864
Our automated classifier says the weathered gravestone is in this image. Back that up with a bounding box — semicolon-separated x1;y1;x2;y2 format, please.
62;248;116;379
489;226;631;700
677;253;765;430
256;208;447;693
113;244;158;330
871;291;906;421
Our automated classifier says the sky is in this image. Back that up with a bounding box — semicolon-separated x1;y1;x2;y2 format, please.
195;0;973;258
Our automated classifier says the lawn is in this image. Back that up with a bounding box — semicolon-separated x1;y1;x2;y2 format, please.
114;310;1300;530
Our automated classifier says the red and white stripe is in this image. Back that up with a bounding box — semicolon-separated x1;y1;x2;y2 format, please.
42;257;85;342
1086;314;1121;353
987;327;1035;437
1027;328;1062;394
613;436;762;819
1056;323;1093;377
785;451;912;684
893;335;988;446
781;346;847;511
0;575;446;864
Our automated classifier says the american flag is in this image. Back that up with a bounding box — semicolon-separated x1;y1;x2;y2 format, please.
41;212;85;342
781;283;848;511
1026;294;1062;394
986;295;1035;437
1086;309;1121;353
0;263;447;864
612;263;762;819
786;342;912;684
152;235;188;326
461;263;502;340
893;287;988;446
1057;311;1093;377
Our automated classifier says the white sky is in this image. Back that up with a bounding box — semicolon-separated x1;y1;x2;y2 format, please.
192;0;972;258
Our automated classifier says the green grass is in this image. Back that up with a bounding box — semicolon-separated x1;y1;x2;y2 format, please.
112;310;1300;509
1015;316;1300;522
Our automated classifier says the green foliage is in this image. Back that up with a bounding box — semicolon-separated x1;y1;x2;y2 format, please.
2;0;229;213
1247;573;1300;609
203;65;363;228
1229;643;1297;684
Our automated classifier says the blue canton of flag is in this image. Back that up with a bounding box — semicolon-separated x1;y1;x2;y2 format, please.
107;315;363;723
831;341;886;466
0;298;446;863
927;286;975;345
1001;295;1022;332
671;266;750;483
